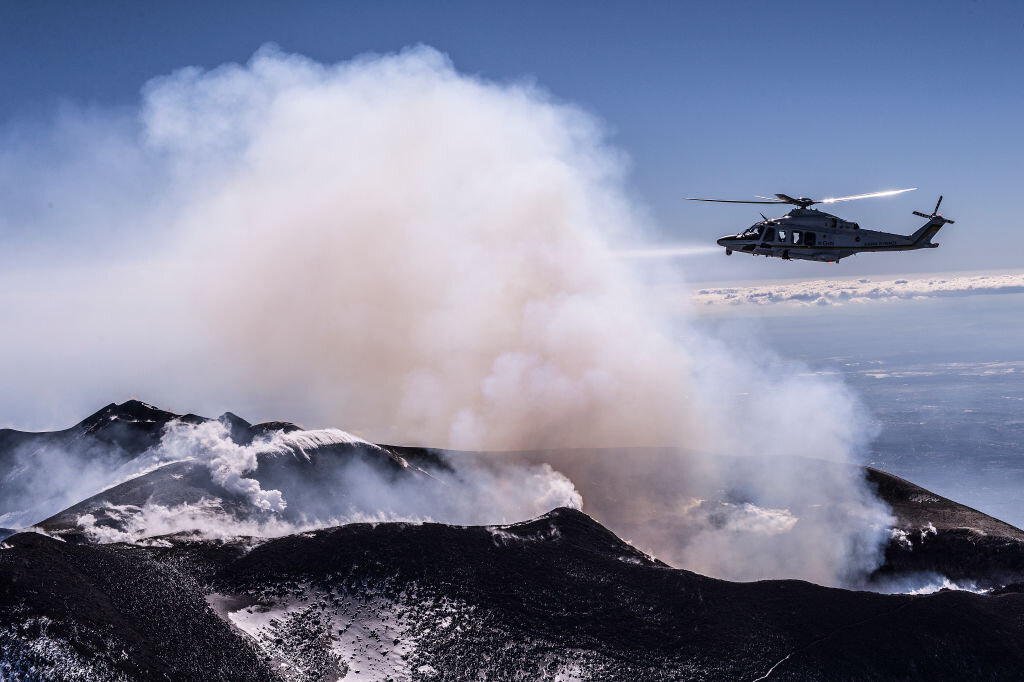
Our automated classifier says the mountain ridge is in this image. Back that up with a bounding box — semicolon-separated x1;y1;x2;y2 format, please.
4;507;1024;680
3;399;1024;592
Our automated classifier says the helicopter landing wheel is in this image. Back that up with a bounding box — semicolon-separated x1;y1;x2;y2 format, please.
725;248;732;256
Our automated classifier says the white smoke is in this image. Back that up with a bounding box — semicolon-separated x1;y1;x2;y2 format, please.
872;572;990;595
75;499;303;544
73;421;582;542
156;421;286;511
0;45;891;586
149;422;383;513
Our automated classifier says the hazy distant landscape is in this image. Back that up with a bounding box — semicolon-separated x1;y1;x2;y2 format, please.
698;289;1024;528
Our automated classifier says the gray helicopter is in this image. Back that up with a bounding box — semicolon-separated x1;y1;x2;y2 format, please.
688;188;954;263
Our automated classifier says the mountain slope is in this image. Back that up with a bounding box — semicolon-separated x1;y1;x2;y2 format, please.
0;531;276;681
867;467;1024;587
7;401;1024;592
4;509;1024;681
0;400;302;529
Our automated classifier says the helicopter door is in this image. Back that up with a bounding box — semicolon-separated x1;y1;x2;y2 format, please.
805;232;816;247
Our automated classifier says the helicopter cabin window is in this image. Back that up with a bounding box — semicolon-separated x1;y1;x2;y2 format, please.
762;227;776;242
804;231;817;247
792;231;801;245
777;229;787;242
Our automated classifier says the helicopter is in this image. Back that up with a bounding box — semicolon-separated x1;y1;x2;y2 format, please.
687;188;955;263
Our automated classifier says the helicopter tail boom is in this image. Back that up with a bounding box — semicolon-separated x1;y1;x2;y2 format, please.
909;221;943;247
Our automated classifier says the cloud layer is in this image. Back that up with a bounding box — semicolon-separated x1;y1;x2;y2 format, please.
693;271;1024;308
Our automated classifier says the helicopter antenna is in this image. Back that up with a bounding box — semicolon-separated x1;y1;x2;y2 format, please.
686;188;916;209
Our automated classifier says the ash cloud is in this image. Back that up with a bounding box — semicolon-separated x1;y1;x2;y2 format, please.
1;45;891;585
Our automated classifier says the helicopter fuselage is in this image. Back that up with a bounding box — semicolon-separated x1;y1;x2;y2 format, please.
716;208;947;263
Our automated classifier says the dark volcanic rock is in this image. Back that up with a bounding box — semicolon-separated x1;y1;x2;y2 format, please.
251;420;302;437
868;467;1024;587
217;411;256;445
69;400;194;455
869;467;1024;540
216;508;1024;680
0;531;278;681
0;400;183;471
4;509;1024;681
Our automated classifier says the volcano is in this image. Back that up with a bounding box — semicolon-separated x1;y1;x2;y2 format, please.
3;400;1024;680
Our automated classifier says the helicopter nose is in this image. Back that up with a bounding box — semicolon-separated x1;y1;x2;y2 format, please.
717;236;733;247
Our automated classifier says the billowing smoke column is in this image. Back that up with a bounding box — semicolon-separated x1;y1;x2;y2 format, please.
0;46;890;585
154;45;699;451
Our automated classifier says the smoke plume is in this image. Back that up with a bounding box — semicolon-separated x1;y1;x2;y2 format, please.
71;421;582;544
1;45;891;585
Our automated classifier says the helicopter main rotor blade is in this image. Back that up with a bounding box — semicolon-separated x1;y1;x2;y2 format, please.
817;188;917;204
684;198;787;204
687;188;916;208
934;195;943;214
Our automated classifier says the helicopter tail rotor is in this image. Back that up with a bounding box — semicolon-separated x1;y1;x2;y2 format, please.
913;195;955;224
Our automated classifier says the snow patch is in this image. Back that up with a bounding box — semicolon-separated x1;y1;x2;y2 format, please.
0;619;132;681
486;523;562;546
220;586;418;682
258;428;379;460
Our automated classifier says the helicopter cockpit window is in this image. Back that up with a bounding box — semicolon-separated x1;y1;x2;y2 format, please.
740;225;762;239
763;227;776;242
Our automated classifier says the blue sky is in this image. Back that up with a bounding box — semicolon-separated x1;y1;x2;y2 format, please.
2;1;1022;281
